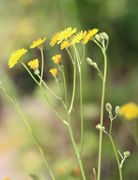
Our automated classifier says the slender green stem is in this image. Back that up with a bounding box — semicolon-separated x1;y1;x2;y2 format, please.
37;74;66;109
109;120;113;135
59;66;68;106
108;135;123;180
68;57;77;114
22;63;67;126
3;93;55;180
97;49;107;180
67;111;86;180
79;66;84;156
66;48;74;65
21;62;39;85
40;47;44;86
40;85;68;126
73;45;84;156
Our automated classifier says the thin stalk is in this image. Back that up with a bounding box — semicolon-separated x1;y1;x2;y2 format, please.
22;63;67;126
3;93;55;180
67;111;86;180
68;58;77;114
66;48;74;65
37;74;66;109
40;85;68;126
79;66;84;155
97;49;107;180
59;66;68;106
109;135;123;180
74;45;84;156
21;62;39;85
109;120;113;135
40;47;44;85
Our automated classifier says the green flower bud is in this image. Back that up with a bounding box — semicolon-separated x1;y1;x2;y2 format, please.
106;103;112;113
115;106;120;115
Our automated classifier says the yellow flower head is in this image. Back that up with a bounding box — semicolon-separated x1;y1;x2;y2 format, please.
57;27;77;44
3;177;10;180
50;32;60;47
60;41;70;50
8;48;28;68
119;102;138;121
28;59;39;70
83;28;99;45
30;37;46;49
49;68;57;77
50;27;76;46
71;30;87;44
52;54;61;64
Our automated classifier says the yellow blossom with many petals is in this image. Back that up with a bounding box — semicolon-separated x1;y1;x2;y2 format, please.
49;68;57;77
57;27;77;44
30;37;46;49
119;102;138;121
50;32;60;47
71;31;87;44
8;48;28;68
28;59;39;70
52;54;61;64
60;41;70;50
50;27;76;47
83;28;99;45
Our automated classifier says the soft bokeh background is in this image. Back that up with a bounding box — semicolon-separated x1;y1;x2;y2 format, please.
0;0;138;179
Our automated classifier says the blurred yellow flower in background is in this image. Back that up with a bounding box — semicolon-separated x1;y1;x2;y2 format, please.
8;48;28;68
3;177;10;180
49;68;57;77
119;102;138;121
71;31;87;44
83;28;99;44
52;54;61;64
28;59;39;70
30;37;46;49
60;41;70;50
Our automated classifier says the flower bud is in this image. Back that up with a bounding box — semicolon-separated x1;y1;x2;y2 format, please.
115;106;120;115
106;103;112;113
123;151;130;158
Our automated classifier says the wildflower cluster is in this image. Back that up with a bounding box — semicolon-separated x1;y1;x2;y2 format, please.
5;26;133;180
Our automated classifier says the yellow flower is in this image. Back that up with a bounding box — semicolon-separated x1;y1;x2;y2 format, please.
28;59;39;70
49;68;57;77
60;41;70;50
71;31;87;44
52;54;61;64
30;37;46;49
119;102;138;121
57;27;77;44
8;48;28;68
50;27;77;46
3;177;10;180
83;28;99;45
50;32;60;47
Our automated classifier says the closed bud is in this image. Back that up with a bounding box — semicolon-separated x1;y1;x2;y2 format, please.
106;102;112;112
102;32;109;40
95;34;101;42
124;151;130;158
115;106;120;115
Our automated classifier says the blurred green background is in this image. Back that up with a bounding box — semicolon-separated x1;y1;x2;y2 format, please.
0;0;138;179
